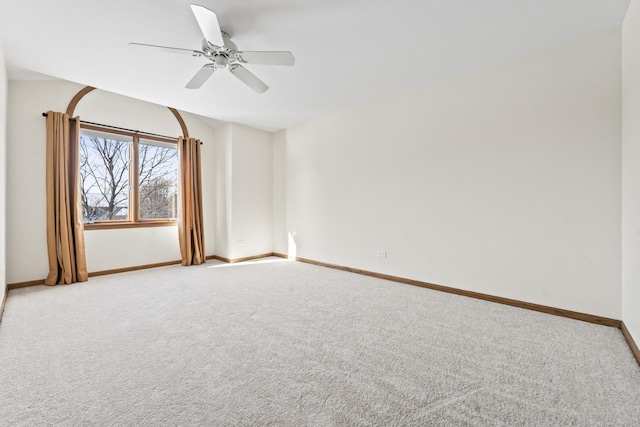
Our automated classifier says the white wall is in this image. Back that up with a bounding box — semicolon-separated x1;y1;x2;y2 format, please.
214;124;232;259
0;41;7;307
272;130;287;255
229;124;273;259
6;80;216;282
280;30;622;318
214;123;274;259
622;0;640;345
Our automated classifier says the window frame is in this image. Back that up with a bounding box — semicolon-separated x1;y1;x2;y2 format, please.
80;123;179;230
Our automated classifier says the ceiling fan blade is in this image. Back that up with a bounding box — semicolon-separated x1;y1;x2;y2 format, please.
229;65;269;94
238;51;295;66
190;4;225;47
129;42;202;56
185;65;215;89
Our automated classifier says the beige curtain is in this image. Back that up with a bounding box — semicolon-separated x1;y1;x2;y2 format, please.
178;137;205;265
44;111;88;285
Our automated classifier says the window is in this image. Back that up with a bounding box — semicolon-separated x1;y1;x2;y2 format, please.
138;139;178;220
80;130;131;222
79;125;178;228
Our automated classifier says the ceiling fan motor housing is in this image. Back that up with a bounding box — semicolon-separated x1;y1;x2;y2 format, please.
201;34;238;69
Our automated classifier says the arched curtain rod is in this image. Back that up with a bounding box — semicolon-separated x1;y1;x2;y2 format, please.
41;112;203;145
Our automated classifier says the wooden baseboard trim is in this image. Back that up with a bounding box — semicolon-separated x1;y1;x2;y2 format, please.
292;256;621;328
621;322;640;367
7;253;280;291
272;252;289;259
88;260;183;277
0;286;8;323
7;279;45;290
207;253;275;264
7;260;184;289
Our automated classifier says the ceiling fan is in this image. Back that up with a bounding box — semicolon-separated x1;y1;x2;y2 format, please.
130;4;295;94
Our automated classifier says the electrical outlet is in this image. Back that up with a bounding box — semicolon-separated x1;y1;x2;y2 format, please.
237;240;245;245
376;250;387;258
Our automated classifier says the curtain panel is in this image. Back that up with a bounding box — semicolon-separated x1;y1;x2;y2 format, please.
44;111;88;285
178;137;206;265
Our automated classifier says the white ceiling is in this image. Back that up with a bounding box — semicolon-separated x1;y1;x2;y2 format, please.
0;0;631;131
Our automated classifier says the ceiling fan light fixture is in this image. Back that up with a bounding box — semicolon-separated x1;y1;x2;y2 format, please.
214;55;227;69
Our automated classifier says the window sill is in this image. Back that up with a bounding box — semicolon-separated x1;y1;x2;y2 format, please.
83;221;178;231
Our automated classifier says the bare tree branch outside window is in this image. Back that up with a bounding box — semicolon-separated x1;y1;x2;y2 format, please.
80;135;130;222
139;142;178;219
79;133;179;223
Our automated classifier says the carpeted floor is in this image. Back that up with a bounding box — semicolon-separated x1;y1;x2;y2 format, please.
0;257;639;426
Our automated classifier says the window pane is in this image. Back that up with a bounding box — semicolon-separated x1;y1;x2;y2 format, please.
138;140;178;220
80;132;130;222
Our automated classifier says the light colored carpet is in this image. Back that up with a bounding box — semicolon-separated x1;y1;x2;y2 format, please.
0;257;639;426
